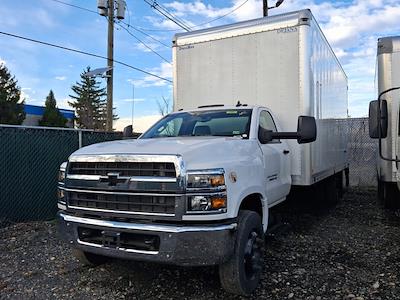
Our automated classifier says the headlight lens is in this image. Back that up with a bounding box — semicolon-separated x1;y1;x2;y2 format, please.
187;172;225;189
189;194;227;212
58;162;67;182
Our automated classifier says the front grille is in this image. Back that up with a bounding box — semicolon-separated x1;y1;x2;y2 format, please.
69;162;176;178
67;191;176;215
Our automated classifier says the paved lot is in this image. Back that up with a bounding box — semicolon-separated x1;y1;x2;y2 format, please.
1;188;400;300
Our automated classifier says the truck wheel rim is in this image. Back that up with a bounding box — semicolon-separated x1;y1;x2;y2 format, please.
244;231;263;280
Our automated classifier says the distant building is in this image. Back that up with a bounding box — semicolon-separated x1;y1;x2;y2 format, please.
22;104;75;128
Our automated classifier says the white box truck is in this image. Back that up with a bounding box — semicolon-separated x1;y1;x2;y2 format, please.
58;10;348;295
369;36;400;208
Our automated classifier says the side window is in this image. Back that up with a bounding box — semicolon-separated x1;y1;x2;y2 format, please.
259;110;279;142
259;111;277;132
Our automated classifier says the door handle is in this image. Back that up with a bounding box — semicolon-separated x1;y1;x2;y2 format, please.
283;150;290;155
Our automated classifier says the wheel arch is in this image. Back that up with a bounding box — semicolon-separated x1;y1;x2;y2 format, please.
237;192;268;232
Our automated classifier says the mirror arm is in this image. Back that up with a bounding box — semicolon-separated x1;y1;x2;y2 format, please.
377;87;400;162
271;132;298;139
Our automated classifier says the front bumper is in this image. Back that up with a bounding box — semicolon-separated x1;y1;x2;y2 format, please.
58;212;236;266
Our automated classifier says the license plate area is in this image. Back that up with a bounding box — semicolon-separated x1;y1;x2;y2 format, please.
77;226;160;252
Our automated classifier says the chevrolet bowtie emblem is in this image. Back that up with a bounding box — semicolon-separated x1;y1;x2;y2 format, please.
99;172;124;186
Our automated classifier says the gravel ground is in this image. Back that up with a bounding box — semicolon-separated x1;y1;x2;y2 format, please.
1;187;400;300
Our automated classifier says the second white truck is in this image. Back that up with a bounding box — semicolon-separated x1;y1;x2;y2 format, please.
58;10;348;295
369;36;400;208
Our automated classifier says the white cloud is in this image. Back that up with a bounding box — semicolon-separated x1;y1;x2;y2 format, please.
128;62;172;88
0;6;56;28
58;98;73;110
115;115;161;132
122;98;146;102
55;76;67;81
144;16;183;30
135;41;166;54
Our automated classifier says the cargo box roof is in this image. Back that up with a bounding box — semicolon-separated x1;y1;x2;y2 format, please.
173;9;312;46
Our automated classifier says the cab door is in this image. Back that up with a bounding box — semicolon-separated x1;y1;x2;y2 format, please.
257;109;291;205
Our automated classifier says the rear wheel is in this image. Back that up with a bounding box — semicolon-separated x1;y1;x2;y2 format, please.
336;171;344;199
72;249;110;266
219;210;264;296
380;181;400;209
377;178;384;203
324;175;339;205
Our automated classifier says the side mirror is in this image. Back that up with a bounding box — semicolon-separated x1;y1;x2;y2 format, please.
123;125;133;138
296;116;317;144
258;116;317;144
258;127;273;144
369;100;388;139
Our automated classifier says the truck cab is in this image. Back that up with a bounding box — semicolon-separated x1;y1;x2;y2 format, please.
58;105;315;295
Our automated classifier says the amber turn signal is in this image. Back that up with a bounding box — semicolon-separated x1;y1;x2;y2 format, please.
210;175;225;187
211;197;226;209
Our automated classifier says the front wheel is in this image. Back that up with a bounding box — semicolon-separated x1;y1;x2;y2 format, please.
219;210;264;296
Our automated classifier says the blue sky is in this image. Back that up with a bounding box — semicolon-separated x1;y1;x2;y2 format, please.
0;0;399;131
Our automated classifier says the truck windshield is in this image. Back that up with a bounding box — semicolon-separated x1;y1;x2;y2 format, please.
141;109;252;139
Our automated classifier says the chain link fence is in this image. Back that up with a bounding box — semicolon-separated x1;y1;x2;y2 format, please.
347;118;378;187
0;125;123;224
0;118;377;224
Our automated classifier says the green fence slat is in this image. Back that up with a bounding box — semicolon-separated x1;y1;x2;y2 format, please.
0;127;122;224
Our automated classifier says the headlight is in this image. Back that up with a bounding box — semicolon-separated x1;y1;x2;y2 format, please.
189;194;227;212
186;169;227;213
58;162;67;183
187;169;225;189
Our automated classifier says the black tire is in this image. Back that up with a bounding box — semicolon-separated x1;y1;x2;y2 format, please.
72;249;110;266
336;171;344;199
381;182;400;209
377;178;384;204
219;210;264;296
324;175;338;205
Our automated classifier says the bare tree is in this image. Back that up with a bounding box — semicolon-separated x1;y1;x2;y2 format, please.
156;96;171;116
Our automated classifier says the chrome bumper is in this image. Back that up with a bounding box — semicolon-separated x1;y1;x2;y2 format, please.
58;212;237;266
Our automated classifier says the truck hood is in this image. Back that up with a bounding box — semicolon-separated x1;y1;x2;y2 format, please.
70;137;259;169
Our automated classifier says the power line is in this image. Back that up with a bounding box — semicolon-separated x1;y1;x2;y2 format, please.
0;31;172;83
190;0;250;28
143;0;251;32
48;0;171;49
121;21;171;48
134;27;178;32
49;0;177;34
144;0;191;31
156;1;193;29
117;23;171;64
48;0;98;14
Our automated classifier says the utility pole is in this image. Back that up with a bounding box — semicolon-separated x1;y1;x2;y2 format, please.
97;0;125;131
131;82;135;129
106;0;114;132
263;0;268;17
263;0;284;17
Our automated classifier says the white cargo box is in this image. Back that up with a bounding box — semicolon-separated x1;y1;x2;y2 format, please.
172;9;348;186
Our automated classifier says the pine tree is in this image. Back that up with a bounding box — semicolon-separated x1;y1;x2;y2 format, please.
38;90;67;127
69;67;117;130
0;64;25;125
